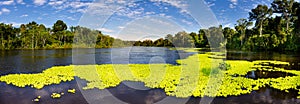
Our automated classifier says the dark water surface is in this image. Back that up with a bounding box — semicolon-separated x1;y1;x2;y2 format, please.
1;48;300;104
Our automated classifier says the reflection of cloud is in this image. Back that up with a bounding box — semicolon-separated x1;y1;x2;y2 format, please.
145;90;166;104
35;89;49;96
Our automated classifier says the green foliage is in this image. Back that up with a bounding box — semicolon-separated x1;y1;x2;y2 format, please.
0;66;74;89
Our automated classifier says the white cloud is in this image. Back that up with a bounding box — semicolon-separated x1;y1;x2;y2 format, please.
204;0;215;7
48;1;93;13
230;0;238;5
17;0;25;4
33;0;47;6
97;28;114;33
20;14;28;17
1;22;25;27
0;0;14;5
68;1;92;9
181;19;193;25
118;26;125;29
116;7;145;18
2;8;10;13
67;16;76;20
228;0;238;8
150;0;188;13
229;4;235;8
48;0;65;6
223;23;232;28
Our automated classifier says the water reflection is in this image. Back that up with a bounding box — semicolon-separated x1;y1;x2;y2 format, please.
0;47;191;75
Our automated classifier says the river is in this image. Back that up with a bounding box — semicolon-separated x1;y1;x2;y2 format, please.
0;47;300;104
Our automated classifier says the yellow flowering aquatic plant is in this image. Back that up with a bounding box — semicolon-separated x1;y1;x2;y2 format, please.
1;52;300;98
0;66;74;89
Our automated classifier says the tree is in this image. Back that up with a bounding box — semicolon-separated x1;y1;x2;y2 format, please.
38;24;50;48
52;20;67;45
26;21;39;49
292;2;300;35
223;27;237;49
235;18;253;46
249;5;273;37
272;0;295;33
154;38;164;47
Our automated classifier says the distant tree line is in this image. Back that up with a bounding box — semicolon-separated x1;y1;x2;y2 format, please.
0;20;134;49
0;0;300;51
134;0;300;51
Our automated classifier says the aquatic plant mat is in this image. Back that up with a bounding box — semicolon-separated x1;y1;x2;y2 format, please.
1;52;300;98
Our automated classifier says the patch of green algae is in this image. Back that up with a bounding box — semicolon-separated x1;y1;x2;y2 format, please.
1;51;300;98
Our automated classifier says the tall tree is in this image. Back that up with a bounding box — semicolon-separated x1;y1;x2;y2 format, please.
52;20;67;45
26;21;38;49
249;5;273;37
235;18;253;46
272;0;295;33
292;2;300;35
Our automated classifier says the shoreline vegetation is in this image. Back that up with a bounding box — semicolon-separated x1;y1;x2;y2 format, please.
0;0;300;51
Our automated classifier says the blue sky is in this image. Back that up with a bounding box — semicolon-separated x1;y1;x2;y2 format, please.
0;0;297;40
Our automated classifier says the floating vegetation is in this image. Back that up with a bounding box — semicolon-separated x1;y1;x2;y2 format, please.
51;93;61;99
32;98;39;102
67;89;76;94
0;66;74;89
32;96;41;102
1;52;300;98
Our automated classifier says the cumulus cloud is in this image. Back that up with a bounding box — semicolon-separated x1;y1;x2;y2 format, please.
229;0;238;8
20;14;28;17
97;28;114;33
0;0;14;5
17;0;25;4
0;8;11;15
150;0;188;13
33;0;47;6
2;8;10;13
230;0;238;5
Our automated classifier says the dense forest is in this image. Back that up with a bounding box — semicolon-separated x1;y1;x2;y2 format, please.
0;0;299;51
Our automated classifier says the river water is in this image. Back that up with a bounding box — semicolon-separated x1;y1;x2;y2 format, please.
0;47;300;104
